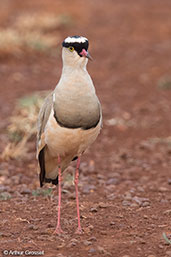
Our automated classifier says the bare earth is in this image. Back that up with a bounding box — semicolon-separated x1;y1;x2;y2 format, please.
0;1;171;256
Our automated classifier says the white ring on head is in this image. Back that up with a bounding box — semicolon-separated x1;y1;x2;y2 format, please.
64;36;88;44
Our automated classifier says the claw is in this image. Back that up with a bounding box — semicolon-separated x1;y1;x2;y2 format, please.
54;226;65;235
75;227;83;234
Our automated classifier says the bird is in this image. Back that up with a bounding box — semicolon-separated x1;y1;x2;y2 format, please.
37;35;102;234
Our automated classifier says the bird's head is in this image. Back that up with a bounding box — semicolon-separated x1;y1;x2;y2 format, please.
62;36;92;69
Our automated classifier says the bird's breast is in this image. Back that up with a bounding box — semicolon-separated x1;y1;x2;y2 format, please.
44;110;101;158
53;91;100;130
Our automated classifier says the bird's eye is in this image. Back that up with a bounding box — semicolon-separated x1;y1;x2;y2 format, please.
68;46;74;52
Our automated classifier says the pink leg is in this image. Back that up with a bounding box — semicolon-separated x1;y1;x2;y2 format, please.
54;155;64;234
74;157;82;234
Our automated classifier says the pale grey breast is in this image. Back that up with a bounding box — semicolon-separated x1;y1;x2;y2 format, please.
53;92;101;130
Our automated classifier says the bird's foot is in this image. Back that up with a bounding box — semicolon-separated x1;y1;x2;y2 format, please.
54;226;65;235
75;227;83;234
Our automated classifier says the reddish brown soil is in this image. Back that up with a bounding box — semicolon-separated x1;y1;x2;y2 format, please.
0;1;171;256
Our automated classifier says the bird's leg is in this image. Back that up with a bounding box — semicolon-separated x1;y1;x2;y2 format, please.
74;156;82;234
54;155;64;234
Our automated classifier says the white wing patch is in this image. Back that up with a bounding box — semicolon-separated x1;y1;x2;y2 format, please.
64;36;88;44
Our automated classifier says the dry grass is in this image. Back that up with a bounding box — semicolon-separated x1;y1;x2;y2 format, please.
0;13;73;56
1;91;49;160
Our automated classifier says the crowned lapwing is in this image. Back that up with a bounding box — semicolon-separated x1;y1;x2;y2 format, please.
37;36;102;234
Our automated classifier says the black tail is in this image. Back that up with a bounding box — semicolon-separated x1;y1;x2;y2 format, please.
38;148;58;187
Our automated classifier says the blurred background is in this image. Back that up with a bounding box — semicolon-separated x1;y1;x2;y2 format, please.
0;0;171;256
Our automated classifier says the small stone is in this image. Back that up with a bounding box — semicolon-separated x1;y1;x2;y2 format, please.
57;254;66;257
100;231;107;235
107;193;116;200
82;185;96;194
168;179;171;185
71;238;78;244
28;224;38;230
106;178;119;185
88;248;96;253
98;202;109;208
137;186;145;192
47;223;54;228
67;240;77;247
142;201;150;207
83;240;92;246
143;215;148;219
122;200;131;206
166;251;171;256
116;214;123;218
97;246;106;253
90;207;98;212
88;236;97;241
20;187;31;195
160;199;168;203
0;192;11;200
159;187;168;192
130;203;138;207
88;225;94;230
0;185;9;193
158;244;164;249
147;255;156;257
124;192;132;200
110;221;115;225
122;255;130;257
140;239;146;244
97;246;112;256
163;209;171;215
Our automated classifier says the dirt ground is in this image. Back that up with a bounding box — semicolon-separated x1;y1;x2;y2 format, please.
0;0;171;256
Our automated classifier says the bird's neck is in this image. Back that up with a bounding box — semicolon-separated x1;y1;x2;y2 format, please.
61;64;88;80
55;63;94;93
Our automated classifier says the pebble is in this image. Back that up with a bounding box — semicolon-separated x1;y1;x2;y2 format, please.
82;185;96;194
140;239;146;244
90;207;98;212
97;174;105;180
122;255;130;257
28;224;38;230
106;178;119;185
130;203;139;207
132;196;150;206
107;193;116;200
110;221;115;226
97;246;112;256
122;200;131;206
56;254;66;257
0;192;11;200
88;248;96;253
142;201;150;207
166;251;171;256
124;192;132;200
100;231;107;235
83;240;92;246
47;223;54;228
163;209;171;215
158;244;164;249
67;239;78;247
97;246;106;253
20;187;31;195
98;202;109;208
0;185;10;193
137;186;145;192
88;236;97;241
159;187;168;192
147;255;156;257
168;179;171;185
